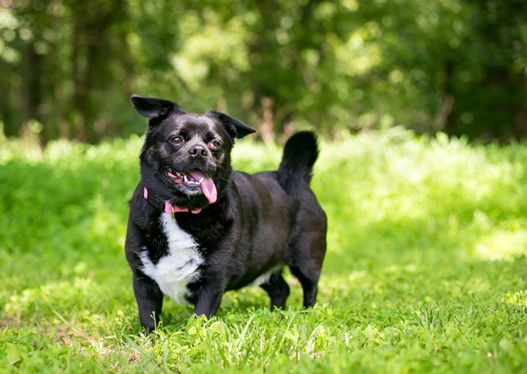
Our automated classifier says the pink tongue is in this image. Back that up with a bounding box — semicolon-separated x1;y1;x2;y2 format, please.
188;170;217;204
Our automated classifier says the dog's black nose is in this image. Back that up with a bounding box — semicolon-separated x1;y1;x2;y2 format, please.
189;145;207;158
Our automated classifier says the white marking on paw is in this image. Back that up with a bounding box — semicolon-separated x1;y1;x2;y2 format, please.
139;213;203;305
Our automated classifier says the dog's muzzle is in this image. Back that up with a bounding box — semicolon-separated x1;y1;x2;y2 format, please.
166;169;217;204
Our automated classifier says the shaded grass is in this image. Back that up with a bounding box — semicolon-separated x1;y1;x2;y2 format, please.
1;130;527;372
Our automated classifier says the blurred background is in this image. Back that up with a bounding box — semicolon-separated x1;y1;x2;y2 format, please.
0;0;526;144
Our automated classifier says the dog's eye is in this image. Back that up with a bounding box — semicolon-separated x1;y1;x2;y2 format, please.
208;140;221;151
169;136;184;145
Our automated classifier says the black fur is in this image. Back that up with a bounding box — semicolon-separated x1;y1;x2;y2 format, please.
125;95;327;331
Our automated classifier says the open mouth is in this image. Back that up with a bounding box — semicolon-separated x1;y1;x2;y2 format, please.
166;169;218;204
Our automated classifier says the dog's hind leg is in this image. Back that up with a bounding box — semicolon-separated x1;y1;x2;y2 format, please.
260;271;290;310
289;265;320;308
288;228;326;308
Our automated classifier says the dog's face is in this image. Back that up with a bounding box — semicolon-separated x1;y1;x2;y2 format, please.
131;95;255;210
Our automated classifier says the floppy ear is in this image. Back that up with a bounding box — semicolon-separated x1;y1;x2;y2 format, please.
130;94;183;119
207;111;256;139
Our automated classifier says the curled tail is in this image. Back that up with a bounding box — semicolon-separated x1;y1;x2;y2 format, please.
277;131;319;195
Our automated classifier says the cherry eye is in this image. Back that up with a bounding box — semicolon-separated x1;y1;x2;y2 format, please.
208;140;221;151
170;136;184;145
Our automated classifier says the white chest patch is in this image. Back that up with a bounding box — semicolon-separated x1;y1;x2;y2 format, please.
139;213;204;305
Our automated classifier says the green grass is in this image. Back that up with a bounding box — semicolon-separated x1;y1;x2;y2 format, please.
1;130;527;373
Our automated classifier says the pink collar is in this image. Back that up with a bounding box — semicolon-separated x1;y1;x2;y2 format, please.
143;187;202;215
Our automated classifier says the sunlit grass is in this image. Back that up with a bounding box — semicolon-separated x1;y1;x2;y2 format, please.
1;130;527;372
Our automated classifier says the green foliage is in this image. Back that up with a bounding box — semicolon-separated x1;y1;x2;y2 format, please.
1;0;526;142
1;132;527;372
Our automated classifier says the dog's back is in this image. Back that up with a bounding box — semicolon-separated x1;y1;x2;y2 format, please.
276;132;327;307
246;131;324;220
246;131;327;308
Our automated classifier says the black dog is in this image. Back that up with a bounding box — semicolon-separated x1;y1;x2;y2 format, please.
125;94;327;330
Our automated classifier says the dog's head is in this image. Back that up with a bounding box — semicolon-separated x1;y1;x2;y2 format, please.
131;94;255;211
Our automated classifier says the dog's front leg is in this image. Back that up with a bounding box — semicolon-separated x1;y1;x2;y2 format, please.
193;287;224;318
132;271;164;331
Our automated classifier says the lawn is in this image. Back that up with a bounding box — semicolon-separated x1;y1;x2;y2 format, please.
1;130;527;373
